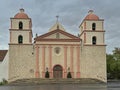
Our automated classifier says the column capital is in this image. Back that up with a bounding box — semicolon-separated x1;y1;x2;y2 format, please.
70;46;74;48
42;46;46;48
35;45;39;48
76;46;80;49
48;45;52;48
64;45;68;48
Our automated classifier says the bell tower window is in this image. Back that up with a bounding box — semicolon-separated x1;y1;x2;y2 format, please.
18;35;23;44
92;36;96;45
92;23;96;31
19;21;23;29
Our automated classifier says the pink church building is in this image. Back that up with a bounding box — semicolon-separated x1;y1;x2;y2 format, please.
8;9;106;82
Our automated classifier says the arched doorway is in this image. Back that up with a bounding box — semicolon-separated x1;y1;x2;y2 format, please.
53;65;63;78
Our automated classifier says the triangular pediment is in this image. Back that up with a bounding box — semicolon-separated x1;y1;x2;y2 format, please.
34;29;80;42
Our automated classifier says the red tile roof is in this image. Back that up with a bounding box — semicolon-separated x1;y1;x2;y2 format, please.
14;8;29;19
14;13;29;19
84;10;99;20
0;50;8;62
84;13;99;20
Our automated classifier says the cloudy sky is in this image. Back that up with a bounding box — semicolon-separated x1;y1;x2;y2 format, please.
0;0;120;54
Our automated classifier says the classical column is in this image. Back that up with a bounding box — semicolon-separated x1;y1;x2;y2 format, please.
64;46;67;78
35;45;40;78
49;45;52;78
70;46;74;77
42;46;46;78
76;46;80;78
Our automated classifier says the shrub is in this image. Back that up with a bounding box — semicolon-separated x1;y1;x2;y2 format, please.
0;78;8;85
45;71;50;78
0;82;3;85
67;72;72;78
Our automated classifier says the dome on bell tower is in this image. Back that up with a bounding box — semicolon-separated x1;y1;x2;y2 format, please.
14;8;29;19
84;10;99;20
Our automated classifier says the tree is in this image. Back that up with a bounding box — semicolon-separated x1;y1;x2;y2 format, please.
107;47;120;79
107;54;114;73
0;78;8;85
113;47;120;55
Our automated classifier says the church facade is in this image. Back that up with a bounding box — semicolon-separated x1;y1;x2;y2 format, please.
8;9;106;82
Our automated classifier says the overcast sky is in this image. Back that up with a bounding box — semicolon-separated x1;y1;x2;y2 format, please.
0;0;120;54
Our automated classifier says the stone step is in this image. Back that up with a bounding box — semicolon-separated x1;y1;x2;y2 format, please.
8;78;105;85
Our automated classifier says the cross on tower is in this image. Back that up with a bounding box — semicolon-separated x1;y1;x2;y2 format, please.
56;15;59;29
56;15;59;22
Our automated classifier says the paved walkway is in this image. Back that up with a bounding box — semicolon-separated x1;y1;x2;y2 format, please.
1;83;108;90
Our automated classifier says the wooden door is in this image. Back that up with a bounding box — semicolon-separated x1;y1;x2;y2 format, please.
53;65;62;78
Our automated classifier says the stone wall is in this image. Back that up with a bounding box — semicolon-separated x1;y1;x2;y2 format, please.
0;51;9;82
9;45;35;82
80;45;107;82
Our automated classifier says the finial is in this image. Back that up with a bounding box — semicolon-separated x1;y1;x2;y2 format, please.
20;8;24;13
88;10;94;14
46;67;48;71
68;67;70;72
36;33;38;37
56;15;59;22
56;15;59;29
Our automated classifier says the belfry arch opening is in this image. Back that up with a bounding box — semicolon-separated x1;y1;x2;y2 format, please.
19;21;23;29
18;35;23;44
92;23;96;31
92;36;97;45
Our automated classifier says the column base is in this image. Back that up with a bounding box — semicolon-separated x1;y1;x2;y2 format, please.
35;71;40;78
42;72;45;78
49;72;53;78
64;72;67;78
71;72;74;78
76;72;80;78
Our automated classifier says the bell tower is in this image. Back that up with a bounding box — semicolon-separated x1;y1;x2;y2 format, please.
9;9;34;81
79;10;105;46
79;10;107;82
9;8;32;44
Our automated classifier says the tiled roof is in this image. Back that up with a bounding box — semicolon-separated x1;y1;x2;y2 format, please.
14;8;29;19
0;50;8;62
84;10;99;20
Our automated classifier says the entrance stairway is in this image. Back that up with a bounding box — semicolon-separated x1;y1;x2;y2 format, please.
8;78;105;85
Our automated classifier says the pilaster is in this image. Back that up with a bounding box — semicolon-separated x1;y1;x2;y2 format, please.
76;46;80;78
64;45;67;78
35;45;40;78
42;46;46;78
49;45;52;78
70;46;74;77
